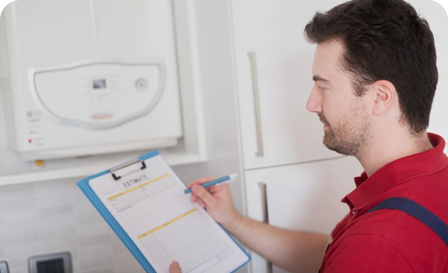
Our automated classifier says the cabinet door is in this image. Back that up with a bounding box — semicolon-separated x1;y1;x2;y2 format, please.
230;0;344;170
244;156;363;273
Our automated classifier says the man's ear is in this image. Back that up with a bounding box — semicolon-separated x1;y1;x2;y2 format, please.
371;80;396;116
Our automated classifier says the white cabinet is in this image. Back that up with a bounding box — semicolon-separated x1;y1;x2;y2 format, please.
230;0;342;170
229;1;361;272
244;156;363;273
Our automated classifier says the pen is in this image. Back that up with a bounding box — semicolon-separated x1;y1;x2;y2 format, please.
183;174;238;194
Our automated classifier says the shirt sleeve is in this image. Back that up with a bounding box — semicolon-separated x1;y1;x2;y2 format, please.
324;234;413;273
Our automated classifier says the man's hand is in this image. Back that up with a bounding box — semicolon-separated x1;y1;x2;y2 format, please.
186;177;331;272
170;261;182;273
167;178;239;273
188;177;242;229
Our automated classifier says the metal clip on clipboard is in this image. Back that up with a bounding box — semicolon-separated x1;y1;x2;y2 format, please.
109;159;147;181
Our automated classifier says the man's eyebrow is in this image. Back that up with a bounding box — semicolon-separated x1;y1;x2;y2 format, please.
312;75;331;84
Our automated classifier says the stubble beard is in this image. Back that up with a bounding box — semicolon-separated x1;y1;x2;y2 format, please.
321;109;371;156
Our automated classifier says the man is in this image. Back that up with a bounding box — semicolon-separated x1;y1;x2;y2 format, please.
171;0;448;272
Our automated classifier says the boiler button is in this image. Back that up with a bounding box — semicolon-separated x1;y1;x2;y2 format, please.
91;112;113;120
135;78;148;91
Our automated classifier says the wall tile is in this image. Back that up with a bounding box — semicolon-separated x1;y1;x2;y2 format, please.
1;208;40;235
5;256;28;273
114;262;146;273
38;194;73;208
0;183;37;213
41;241;77;257
78;245;113;259
41;227;76;241
80;256;113;270
75;209;105;225
78;234;113;248
0;178;141;272
0;196;38;212
6;243;42;258
0;247;5;260
4;231;41;247
113;249;145;273
39;204;74;219
0;184;36;202
35;178;76;197
41;233;78;256
39;204;76;231
82;264;114;273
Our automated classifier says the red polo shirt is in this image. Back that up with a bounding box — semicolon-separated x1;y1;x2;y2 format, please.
321;133;448;272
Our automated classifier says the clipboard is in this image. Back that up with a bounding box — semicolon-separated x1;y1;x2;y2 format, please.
77;151;251;273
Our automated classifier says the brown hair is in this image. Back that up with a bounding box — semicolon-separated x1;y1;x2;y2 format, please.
305;0;438;133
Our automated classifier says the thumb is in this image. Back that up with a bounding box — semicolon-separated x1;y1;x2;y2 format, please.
170;261;182;273
192;184;217;208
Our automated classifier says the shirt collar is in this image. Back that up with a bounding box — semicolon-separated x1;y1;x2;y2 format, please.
342;132;448;211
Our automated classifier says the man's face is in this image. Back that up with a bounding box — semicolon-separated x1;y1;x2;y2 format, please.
306;40;372;156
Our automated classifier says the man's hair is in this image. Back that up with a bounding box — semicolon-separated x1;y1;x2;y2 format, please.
304;0;438;133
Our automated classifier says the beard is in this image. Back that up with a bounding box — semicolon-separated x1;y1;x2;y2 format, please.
319;109;371;156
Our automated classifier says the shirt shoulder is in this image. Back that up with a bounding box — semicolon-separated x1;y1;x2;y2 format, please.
324;233;414;273
329;207;448;272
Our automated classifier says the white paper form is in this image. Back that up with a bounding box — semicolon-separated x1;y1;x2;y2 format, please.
89;154;249;273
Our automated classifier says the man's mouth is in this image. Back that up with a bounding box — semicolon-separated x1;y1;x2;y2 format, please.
319;118;330;129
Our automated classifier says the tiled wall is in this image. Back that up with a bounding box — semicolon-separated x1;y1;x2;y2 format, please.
0;177;145;273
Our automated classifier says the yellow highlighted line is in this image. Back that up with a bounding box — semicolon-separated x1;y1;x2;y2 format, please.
138;208;198;239
108;173;169;201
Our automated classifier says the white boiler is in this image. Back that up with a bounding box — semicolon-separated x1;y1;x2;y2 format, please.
0;0;183;160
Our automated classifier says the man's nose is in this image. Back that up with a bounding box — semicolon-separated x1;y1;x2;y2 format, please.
306;85;323;113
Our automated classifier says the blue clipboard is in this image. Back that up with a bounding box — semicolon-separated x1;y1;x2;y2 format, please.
77;150;251;273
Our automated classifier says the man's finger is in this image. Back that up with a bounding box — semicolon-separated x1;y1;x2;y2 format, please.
197;198;206;208
170;261;182;273
208;185;221;194
192;185;216;208
191;193;197;203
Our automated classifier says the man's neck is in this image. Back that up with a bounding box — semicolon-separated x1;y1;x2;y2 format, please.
356;130;434;177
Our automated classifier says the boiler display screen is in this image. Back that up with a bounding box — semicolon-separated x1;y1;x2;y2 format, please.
92;79;107;89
